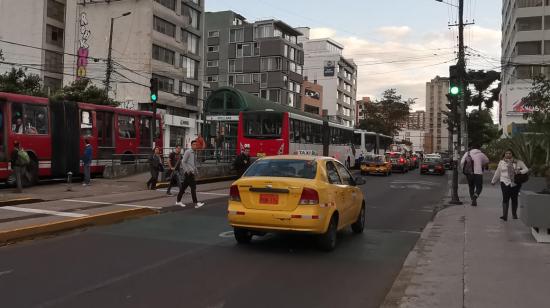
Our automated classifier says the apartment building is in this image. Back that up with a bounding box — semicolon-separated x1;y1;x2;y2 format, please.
500;0;550;135
425;76;449;153
298;27;358;127
301;78;323;115
0;0;68;93
355;97;371;125
62;0;204;149
400;110;426;130
204;11;304;108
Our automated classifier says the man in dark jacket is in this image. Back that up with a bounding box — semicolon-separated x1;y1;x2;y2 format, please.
147;147;163;190
10;140;24;193
233;145;251;177
166;145;182;195
82;139;93;186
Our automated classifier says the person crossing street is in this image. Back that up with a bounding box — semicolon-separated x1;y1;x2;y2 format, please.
166;146;182;196
176;140;204;208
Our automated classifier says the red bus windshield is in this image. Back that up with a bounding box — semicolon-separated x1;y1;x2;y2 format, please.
242;112;283;139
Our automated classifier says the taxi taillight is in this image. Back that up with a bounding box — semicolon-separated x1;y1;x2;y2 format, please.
299;188;319;205
230;185;241;202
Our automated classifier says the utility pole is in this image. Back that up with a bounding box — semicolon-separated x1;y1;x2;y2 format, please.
457;0;468;152
105;17;114;96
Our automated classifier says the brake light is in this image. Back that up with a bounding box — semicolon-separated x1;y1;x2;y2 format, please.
299;188;319;205
421;164;428;169
399;158;405;164
230;185;241;202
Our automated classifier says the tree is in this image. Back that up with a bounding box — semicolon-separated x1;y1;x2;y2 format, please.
466;70;500;110
51;78;119;106
467;109;499;148
0;67;46;97
522;75;550;193
358;89;413;136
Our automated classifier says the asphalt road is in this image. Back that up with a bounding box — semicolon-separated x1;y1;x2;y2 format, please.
0;170;449;308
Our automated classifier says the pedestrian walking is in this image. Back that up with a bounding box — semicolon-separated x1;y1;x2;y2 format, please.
176;140;204;208
166;145;182;195
82;139;92;186
460;144;490;206
491;149;529;221
10;140;29;193
147;147;163;190
233;145;251;177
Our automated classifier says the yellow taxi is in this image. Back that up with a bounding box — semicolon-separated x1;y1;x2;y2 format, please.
227;155;366;251
360;154;392;176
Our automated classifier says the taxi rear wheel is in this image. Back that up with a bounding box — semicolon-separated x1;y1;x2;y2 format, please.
351;204;366;234
234;227;253;244
318;215;338;251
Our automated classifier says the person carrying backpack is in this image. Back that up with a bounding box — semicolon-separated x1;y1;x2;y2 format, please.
460;144;490;206
10;140;29;193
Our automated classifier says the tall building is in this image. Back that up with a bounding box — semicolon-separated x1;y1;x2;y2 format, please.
301;78;323;115
356;97;371;125
62;0;204;149
500;0;548;135
298;27;358;127
425;76;449;153
400;110;426;130
0;0;68;94
203;11;304;108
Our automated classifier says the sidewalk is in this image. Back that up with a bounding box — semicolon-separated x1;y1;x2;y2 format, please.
0;173;233;245
383;179;550;308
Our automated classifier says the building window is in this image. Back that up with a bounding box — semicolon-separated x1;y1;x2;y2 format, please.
182;30;199;54
516;65;543;79
208;30;219;37
304;105;319;115
187;0;200;5
118;115;136;139
228;59;243;73
517;0;542;8
46;24;64;48
207;45;219;52
207;60;219;67
544;16;550;29
152;44;175;65
260;57;282;71
152;74;174;93
305;88;320;99
47;0;65;23
255;24;274;38
516;41;542;55
155;0;176;10
260;89;280;103
179;82;198;105
44;50;63;73
153;16;176;38
180;56;198;79
236;43;259;57
182;4;200;30
517;16;542;31
207;75;219;82
252;73;262;84
235;74;252;84
230;28;244;42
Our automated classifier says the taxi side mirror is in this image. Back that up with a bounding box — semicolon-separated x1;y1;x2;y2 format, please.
354;176;366;186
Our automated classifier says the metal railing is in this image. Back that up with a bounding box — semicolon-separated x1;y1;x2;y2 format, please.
99;148;238;168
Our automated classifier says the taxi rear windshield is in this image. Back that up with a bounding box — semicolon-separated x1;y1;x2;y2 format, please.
364;156;384;163
244;159;317;179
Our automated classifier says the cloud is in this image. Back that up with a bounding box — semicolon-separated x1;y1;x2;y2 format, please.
377;26;412;40
306;25;501;112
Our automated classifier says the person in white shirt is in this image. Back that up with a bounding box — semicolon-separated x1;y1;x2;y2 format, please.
491;149;529;221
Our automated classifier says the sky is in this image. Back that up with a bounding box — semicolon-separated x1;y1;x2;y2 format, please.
205;0;502;113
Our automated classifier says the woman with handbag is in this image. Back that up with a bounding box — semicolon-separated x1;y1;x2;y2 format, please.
491;149;529;221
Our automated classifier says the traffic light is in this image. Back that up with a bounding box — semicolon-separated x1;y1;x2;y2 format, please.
449;65;459;96
150;78;158;103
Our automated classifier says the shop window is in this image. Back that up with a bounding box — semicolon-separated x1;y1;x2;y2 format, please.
81;110;93;137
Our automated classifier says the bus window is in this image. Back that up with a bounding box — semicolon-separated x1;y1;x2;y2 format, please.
81;110;93;137
118;115;136;139
97;111;114;147
11;104;48;135
140;116;152;147
353;133;362;149
243;112;282;138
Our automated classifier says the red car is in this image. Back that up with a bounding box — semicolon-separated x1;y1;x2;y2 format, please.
420;157;446;175
387;152;409;173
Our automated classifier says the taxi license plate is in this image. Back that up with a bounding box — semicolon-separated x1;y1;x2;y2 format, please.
429;169;434;172
259;194;278;204
257;152;266;158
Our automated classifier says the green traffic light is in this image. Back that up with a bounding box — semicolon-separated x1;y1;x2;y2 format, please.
151;93;157;102
450;86;459;95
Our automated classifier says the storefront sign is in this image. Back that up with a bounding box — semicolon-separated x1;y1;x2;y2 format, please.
206;115;239;121
163;114;193;128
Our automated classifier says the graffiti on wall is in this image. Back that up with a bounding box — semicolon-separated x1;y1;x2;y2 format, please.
76;12;90;79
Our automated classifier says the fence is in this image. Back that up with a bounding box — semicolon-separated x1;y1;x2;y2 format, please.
103;148;238;167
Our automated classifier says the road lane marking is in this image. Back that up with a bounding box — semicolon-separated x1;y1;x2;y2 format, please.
0;270;13;277
61;199;161;210
0;206;89;218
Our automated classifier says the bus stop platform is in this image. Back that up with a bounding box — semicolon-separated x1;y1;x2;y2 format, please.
0;172;235;245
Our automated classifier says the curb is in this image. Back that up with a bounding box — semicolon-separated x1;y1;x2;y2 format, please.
0;207;157;245
0;198;44;207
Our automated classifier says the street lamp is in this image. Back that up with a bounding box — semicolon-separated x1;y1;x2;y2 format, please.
105;11;132;95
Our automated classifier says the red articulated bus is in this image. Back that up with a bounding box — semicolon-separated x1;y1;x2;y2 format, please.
0;92;162;186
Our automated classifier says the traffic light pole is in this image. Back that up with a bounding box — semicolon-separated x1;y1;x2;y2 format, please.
150;78;159;149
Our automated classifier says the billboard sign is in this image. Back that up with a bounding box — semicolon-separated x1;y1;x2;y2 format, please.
324;60;336;77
